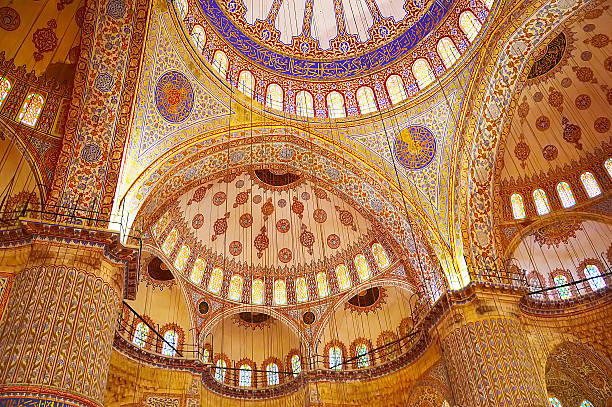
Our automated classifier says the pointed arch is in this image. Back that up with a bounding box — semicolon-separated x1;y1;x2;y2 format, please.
17;93;45;127
510;193;526;219
354;254;372;281
190;258;206;285
580;172;601;198
335;264;352;290
251;278;264;304
295;276;308;302
274;279;286;305
208;267;224;294
316;271;329;297
228;274;243;301
533;189;550;215
556;182;576;208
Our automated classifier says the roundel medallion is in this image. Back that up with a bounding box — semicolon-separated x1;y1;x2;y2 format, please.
393;126;436;170
155;71;194;123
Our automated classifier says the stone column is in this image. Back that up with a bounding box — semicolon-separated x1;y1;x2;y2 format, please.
0;226;137;407
438;287;548;407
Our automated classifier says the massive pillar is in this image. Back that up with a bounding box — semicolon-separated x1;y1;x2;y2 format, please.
438;286;548;407
0;222;138;407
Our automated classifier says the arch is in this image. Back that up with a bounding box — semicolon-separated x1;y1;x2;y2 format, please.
228;274;243;301
605;158;612;179
553;274;571;300
371;242;390;269
189;258;206;285
266;362;280;385
329;345;343;370
580;172;601;198
296;90;314;117
326;91;346;118
295;276;308;302
175;0;188;19
174;244;190;271
556;182;576;208
510;193;526;219
316;271;329;297
533;189;550;215
356;86;377;114
251;278;264;304
386;74;407;105
437;37;461;69
355;342;370;368
412;59;436;90
238;70;255;98
161;229;178;254
214;358;228;383
548;397;562;406
266;83;283;111
274;278;286;305
335;264;352;290
583;264;605;291
354;254;372;281
208;266;224;294
0;76;11;109
211;50;228;79
289;353;301;377
152;212;171;238
238;363;252;387
161;329;178;356
132;322;149;348
459;10;481;42
17;93;45;127
190;25;206;52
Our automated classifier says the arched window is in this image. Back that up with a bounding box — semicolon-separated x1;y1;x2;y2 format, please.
412;59;436;90
548;397;563;406
211;51;228;79
161;229;178;255
132;322;149;348
190;258;206;285
228;274;243;301
201;347;210;363
238;365;252;387
604;158;612;179
386;75;407;105
483;0;493;10
556;182;576;208
208;267;224;294
296;90;314;117
437;37;461;69
580;172;601;198
266;363;279;385
354;254;371;281
161;330;178;356
329;346;342;370
175;0;188;19
371;243;390;269
174;245;190;271
356;86;377;114
251;278;264;304
238;71;255;98
0;77;11;109
18;93;45;127
291;354;301;377
510;193;526;219
533;189;551;215
459;11;482;42
584;264;606;291
335;264;352;290
215;359;227;383
295;277;309;302
190;25;206;52
316;272;329;297
553;274;571;300
580;401;594;407
327;91;346;118
265;83;283;111
356;343;370;368
152;212;171;237
274;279;287;305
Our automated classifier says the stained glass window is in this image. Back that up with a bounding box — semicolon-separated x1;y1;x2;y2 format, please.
329;346;342;370
316;272;329;297
356;86;377;114
208;267;223;294
556;182;576;208
274;279;287;305
356;343;369;368
228;274;243;301
554;275;571;300
580;172;601;198
386;75;407;105
238;71;255;98
548;397;563;406
132;322;149;348
162;229;178;255
0;77;11;109
296;90;314;117
580;401;594;407
584;264;606;291
510;193;526;219
437;37;461;69
267;363;280;385
251;278;264;304
372;243;390;269
266;83;283;111
162;330;178;356
201;347;210;362
191;25;206;52
412;59;436;90
175;0;188;19
354;254;372;281
327;91;346;118
291;354;301;377
190;258;206;285
18;93;45;127
605;158;612;179
174;245;190;271
335;264;352;290
152;212;171;237
215;359;227;382
459;11;482;42
295;277;309;302
212;51;228;79
238;365;252;387
533;189;551;215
